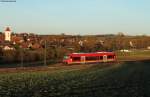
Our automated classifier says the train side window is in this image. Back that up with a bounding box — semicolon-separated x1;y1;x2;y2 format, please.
100;56;103;60
72;57;81;61
108;55;114;59
86;56;99;61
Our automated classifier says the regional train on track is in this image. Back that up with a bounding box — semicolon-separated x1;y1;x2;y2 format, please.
63;52;116;64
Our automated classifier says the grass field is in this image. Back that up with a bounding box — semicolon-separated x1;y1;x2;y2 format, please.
0;60;150;97
0;49;150;97
116;49;150;61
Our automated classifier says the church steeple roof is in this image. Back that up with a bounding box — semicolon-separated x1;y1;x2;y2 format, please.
5;27;11;31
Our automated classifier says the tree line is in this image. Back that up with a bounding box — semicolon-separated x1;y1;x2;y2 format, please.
0;34;150;66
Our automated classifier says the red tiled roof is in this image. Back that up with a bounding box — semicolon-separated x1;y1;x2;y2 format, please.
12;36;23;42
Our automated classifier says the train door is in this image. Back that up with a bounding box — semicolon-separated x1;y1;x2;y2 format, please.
103;55;107;62
81;56;85;63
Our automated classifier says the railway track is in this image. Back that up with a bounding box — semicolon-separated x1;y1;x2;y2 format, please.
0;58;149;74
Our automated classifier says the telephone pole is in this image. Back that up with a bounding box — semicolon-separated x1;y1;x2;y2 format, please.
20;47;24;67
44;40;47;66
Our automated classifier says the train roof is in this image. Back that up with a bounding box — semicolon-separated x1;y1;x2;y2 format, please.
69;52;115;57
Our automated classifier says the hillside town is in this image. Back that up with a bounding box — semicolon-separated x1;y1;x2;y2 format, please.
0;27;150;51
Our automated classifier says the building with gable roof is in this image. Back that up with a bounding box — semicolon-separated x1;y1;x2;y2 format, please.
4;27;11;41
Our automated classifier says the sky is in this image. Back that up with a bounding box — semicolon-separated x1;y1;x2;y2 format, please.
0;0;150;35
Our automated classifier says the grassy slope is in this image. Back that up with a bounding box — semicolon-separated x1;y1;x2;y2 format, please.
0;61;150;97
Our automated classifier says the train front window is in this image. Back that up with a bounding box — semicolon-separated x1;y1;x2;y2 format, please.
64;56;69;59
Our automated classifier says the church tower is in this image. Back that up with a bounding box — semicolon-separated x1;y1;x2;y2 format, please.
4;27;11;41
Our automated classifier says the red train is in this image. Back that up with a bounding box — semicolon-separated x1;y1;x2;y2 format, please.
63;52;116;64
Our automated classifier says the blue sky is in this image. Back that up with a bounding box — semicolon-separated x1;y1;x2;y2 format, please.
0;0;150;35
